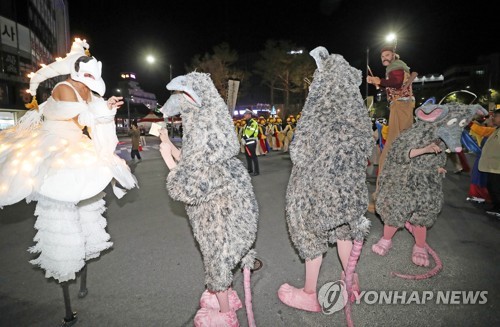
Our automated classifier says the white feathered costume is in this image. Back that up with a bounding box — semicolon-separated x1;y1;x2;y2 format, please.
0;38;137;282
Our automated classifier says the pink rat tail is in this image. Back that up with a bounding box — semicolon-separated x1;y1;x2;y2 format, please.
241;249;257;327
391;222;443;280
343;239;363;327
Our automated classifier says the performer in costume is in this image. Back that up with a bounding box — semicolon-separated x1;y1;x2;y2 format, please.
372;103;487;279
256;115;269;155
366;45;417;212
159;72;258;327
267;116;282;151
0;38;137;325
281;115;296;152
278;47;372;327
465;119;495;203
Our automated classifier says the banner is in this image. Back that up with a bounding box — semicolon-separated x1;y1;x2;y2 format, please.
227;79;240;116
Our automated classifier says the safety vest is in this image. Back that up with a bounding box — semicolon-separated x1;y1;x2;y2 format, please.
243;118;259;139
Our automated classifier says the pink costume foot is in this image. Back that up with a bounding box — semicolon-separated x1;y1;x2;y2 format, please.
412;244;430;267
341;271;360;303
199;289;243;311
372;237;392;256
277;283;321;312
193;308;239;327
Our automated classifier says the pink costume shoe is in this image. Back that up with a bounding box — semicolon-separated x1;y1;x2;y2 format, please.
341;271;360;303
199;289;243;311
194;308;239;327
371;237;392;256
412;244;430;267
277;283;321;312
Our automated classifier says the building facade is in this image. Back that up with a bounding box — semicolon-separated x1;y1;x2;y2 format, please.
0;0;70;130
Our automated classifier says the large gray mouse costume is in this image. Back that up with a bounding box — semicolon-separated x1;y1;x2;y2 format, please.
279;46;372;326
160;72;258;326
374;103;488;279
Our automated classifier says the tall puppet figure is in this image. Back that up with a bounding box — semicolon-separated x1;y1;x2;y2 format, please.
158;72;258;327
372;103;488;279
278;47;372;325
366;45;417;213
0;38;137;325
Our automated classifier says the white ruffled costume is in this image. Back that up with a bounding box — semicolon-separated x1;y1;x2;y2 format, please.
0;40;137;283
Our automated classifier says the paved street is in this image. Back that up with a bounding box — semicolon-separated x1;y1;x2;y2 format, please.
0;135;499;327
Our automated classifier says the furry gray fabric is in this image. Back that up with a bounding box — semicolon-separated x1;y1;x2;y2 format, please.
376;103;486;228
285;47;373;260
164;72;259;291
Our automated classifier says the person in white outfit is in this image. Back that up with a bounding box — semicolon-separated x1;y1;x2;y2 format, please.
0;38;137;326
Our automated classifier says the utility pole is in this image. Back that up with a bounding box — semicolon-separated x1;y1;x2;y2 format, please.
365;46;369;101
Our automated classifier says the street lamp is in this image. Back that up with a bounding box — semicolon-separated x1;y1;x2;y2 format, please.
145;54;172;81
385;32;397;50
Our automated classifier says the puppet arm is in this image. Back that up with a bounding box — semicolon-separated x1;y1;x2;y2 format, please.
409;142;441;158
159;129;181;162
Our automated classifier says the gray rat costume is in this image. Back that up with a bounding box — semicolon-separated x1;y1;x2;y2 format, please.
374;103;488;279
160;72;258;326
278;47;372;326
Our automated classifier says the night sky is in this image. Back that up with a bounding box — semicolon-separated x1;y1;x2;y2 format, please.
68;0;498;103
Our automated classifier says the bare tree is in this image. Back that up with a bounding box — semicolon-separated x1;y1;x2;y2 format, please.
254;40;315;117
187;43;246;100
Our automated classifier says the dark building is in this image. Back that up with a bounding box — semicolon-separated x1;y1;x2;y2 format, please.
0;0;70;130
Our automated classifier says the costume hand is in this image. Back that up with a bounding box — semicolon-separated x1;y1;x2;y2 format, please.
107;96;124;109
366;76;381;85
159;128;171;143
425;143;442;154
160;142;177;169
437;167;447;175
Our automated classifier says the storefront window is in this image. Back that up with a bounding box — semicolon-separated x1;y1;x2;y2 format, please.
0;111;15;130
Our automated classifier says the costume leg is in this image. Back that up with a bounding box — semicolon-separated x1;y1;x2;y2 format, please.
29;196;85;325
304;256;322;293
78;264;88;298
337;240;352;271
29;197;85;283
61;282;78;326
372;225;397;256
216;290;230;313
78;192;112;261
278;257;322;312
405;222;430;267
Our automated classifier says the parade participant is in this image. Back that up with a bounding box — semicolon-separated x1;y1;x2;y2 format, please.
478;109;500;217
372;103;487;279
235;119;246;154
465;117;496;203
281;115;296;152
278;47;373;327
0;38;137;326
256;115;269;155
242;109;260;176
159;72;258;327
266;116;282;151
366;45;416;212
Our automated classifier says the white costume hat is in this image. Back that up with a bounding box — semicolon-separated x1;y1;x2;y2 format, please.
26;38;106;104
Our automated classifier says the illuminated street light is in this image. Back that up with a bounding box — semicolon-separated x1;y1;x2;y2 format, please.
146;55;155;64
385;33;396;43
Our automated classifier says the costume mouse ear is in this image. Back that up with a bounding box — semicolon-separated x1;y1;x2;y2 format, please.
309;46;329;72
415;105;449;122
470;104;488;116
166;76;202;107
